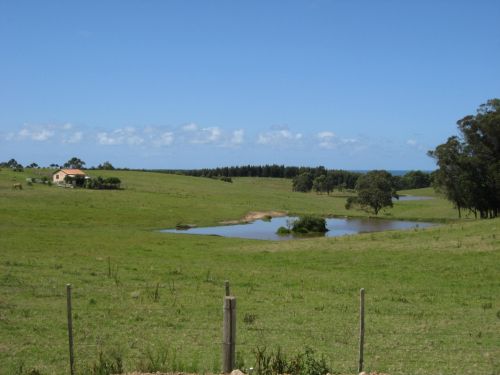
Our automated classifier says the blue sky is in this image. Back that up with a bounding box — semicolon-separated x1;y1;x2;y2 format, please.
1;1;499;170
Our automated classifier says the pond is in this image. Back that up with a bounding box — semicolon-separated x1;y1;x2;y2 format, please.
395;195;435;201
160;216;436;241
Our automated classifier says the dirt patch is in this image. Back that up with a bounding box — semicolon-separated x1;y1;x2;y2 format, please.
220;210;287;225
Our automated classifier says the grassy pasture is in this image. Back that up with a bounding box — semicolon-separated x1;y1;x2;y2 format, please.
0;169;499;375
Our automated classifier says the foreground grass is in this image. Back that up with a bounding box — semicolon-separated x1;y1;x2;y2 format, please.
0;169;498;375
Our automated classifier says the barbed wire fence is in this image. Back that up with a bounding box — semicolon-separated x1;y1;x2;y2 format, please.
1;280;499;375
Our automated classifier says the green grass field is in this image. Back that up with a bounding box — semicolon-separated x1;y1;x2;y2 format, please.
0;169;499;375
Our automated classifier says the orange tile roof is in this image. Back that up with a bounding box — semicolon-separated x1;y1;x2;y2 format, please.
60;169;86;175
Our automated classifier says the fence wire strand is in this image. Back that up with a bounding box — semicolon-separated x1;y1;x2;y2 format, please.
2;283;499;374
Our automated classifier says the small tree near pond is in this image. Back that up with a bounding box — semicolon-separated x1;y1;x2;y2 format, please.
346;170;398;215
277;215;328;235
292;215;328;233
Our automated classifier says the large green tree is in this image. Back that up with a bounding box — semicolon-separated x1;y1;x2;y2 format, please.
292;172;314;192
428;99;499;218
346;170;398;215
312;175;326;193
97;161;115;170
64;157;86;169
392;170;432;190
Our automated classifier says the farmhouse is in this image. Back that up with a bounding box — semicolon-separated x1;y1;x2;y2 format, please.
52;169;87;184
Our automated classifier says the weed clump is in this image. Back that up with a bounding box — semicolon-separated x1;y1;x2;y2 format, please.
88;351;124;375
253;346;330;375
12;361;44;375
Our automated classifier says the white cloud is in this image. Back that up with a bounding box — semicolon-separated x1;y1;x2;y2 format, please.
204;127;222;143
126;135;145;146
405;138;428;152
97;127;144;146
179;123;246;147
317;131;335;139
182;123;198;132
18;127;55;141
97;132;120;145
257;128;303;146
4;123;86;143
182;124;223;144
316;131;360;149
230;129;244;145
316;131;336;149
33;130;54;141
341;138;358;144
63;131;83;144
154;131;174;146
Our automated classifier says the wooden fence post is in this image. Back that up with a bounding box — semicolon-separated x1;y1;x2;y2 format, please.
222;296;236;373
358;288;365;374
224;280;230;297
66;284;75;375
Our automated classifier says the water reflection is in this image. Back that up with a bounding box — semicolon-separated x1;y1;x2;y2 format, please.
395;195;435;201
161;216;435;241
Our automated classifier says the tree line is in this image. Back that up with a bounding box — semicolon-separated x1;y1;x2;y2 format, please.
0;157;116;171
429;99;499;218
292;170;361;192
158;165;325;179
292;169;431;194
157;165;432;192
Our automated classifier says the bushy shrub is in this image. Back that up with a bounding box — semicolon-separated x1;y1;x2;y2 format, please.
84;176;122;190
291;216;328;234
64;175;86;187
276;226;291;235
211;176;233;183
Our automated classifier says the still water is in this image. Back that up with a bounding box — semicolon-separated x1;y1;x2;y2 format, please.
161;216;435;241
396;195;435;201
